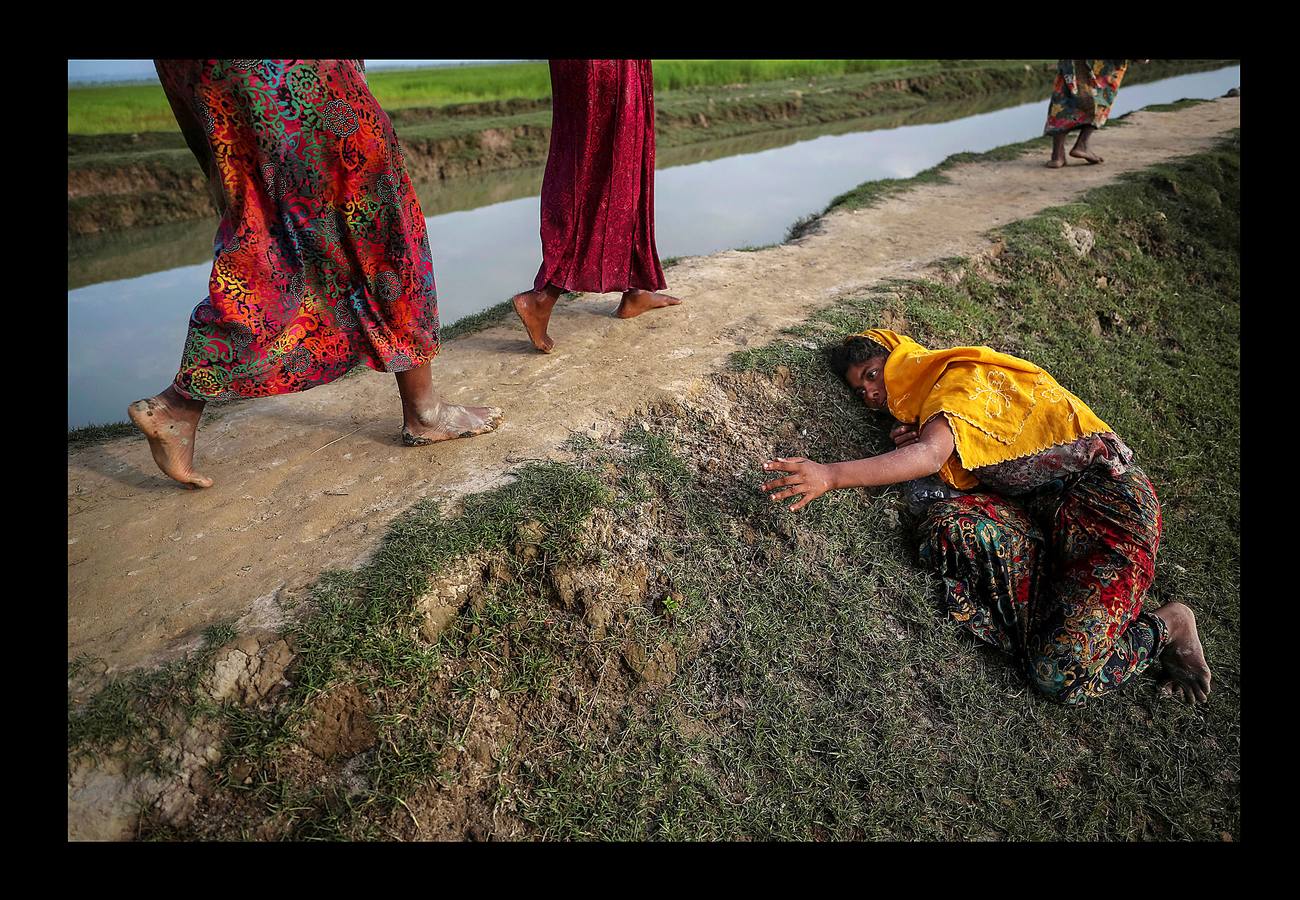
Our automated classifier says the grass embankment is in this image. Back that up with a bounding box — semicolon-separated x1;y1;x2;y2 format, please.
69;61;923;135
779;95;1218;242
70;134;1239;841
65;81;1057;296
67;60;1048;234
68;60;1233;236
67;421;137;449
522;136;1241;840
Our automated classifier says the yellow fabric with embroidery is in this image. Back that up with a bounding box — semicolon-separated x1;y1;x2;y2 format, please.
861;329;1114;490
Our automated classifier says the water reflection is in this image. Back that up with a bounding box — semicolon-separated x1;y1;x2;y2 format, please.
66;87;1053;291
67;66;1239;429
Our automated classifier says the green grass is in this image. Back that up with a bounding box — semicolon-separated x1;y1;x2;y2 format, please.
69;59;1232;137
439;299;518;342
68;59;1233;242
651;59;922;90
519;134;1239;841
382;60;926;108
805;111;1127;224
1141;97;1212;113
67;63;560;135
69;622;237;774
822;133;1053;216
68;421;137;448
70;60;923;135
368;62;552;108
69;81;180;135
69;395;245;443
188;461;610;835
71;129;1238;844
793;79;1231;225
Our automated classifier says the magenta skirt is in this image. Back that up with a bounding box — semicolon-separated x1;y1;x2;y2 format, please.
534;59;666;294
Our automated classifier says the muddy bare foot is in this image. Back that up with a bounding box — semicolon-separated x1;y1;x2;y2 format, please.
1154;601;1212;704
511;290;557;353
402;402;505;445
1069;147;1104;164
127;395;212;489
615;289;682;319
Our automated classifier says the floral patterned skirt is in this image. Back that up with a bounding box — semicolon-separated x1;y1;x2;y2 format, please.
155;59;439;401
1044;59;1130;136
916;464;1168;705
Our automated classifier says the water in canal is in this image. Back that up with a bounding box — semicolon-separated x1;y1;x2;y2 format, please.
68;65;1239;429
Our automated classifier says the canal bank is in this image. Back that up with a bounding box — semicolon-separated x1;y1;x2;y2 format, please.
68;65;1241;432
67;59;1232;236
67;95;1240;677
69;99;1240;843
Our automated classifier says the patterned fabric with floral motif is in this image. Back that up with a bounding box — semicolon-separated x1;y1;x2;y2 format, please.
1044;59;1130;135
155;59;438;401
917;463;1167;705
971;432;1134;495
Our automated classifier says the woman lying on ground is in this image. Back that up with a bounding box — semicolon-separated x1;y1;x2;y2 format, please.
760;329;1211;706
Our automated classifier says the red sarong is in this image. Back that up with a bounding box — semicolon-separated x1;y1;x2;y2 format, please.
534;59;666;294
155;59;439;401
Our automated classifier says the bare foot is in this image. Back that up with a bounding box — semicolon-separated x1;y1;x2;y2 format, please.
614;289;682;319
1046;156;1068;169
1069;147;1104;164
511;289;558;353
1153;602;1212;704
402;402;504;445
127;394;213;489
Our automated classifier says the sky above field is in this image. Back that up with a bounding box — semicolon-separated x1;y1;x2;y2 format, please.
68;60;522;84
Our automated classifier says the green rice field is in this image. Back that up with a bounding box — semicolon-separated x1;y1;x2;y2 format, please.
69;60;927;135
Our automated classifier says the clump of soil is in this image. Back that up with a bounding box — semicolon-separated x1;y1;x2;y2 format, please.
69;107;1241;841
299;683;378;760
92;358;825;841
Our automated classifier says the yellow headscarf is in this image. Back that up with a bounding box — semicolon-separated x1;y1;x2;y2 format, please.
861;329;1114;490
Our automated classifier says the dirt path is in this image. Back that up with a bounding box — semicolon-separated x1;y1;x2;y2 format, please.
68;97;1240;673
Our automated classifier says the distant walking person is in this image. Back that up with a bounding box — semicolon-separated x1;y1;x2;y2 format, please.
1044;59;1135;168
133;60;501;489
511;59;680;353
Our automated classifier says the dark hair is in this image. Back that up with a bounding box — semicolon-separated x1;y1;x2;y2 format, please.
827;335;891;381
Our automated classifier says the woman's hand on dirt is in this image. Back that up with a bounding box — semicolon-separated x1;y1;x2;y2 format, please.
890;423;920;447
761;457;836;511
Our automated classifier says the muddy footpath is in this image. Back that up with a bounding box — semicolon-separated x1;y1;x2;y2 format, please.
68;96;1241;842
69;97;1239;677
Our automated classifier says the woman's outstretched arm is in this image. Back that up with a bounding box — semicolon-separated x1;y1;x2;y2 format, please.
761;415;955;511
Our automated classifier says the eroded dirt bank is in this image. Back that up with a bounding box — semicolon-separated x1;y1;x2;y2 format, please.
68;98;1240;677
